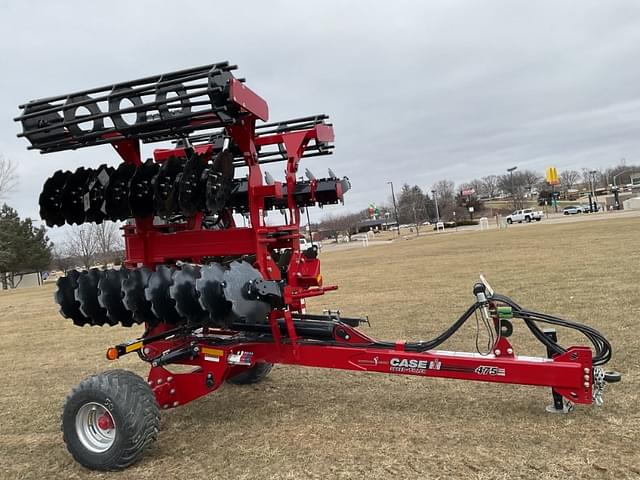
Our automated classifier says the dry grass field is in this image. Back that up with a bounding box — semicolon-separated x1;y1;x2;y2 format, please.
0;214;638;479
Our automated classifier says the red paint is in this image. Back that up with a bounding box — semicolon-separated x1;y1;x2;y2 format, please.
97;82;595;411
148;329;593;409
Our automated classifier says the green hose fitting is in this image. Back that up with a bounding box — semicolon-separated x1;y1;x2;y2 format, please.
496;306;513;319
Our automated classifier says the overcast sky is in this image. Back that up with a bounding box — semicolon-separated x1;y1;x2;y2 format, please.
1;1;639;241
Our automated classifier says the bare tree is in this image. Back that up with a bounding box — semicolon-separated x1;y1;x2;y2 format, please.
64;224;99;270
581;168;607;190
94;221;123;266
559;169;580;191
603;163;640;187
0;155;17;199
481;175;499;198
498;172;529;209
432;179;456;219
320;212;362;241
521;169;542;192
51;246;76;274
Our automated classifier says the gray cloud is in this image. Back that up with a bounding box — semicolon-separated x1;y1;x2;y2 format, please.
1;0;639;241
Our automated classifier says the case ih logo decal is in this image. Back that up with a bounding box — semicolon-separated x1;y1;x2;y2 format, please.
389;358;442;374
474;365;506;376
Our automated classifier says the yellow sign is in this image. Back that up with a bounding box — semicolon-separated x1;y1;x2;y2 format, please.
545;167;559;185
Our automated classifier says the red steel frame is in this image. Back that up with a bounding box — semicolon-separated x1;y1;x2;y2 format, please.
107;83;594;411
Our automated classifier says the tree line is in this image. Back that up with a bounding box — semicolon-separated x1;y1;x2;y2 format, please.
0;155;123;289
317;160;640;238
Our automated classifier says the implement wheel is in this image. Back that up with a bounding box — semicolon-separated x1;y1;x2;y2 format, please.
227;362;273;385
61;370;160;471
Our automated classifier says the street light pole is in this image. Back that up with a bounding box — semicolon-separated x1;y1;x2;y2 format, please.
613;169;631;188
507;166;518;209
431;189;440;222
612;169;631;210
387;181;400;235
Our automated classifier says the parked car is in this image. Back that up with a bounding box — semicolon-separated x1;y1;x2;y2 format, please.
563;205;584;215
581;204;597;213
505;208;543;224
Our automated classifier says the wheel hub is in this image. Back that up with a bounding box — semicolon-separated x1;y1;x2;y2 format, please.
75;402;116;453
97;413;114;430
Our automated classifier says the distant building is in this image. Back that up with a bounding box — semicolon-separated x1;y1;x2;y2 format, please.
356;218;395;233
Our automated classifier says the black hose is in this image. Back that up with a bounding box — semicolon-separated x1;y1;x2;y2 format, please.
373;303;481;352
491;294;612;366
371;293;612;366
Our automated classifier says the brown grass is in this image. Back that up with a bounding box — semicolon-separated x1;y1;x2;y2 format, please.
0;215;639;479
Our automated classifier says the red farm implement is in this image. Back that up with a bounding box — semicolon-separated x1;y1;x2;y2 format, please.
16;62;620;471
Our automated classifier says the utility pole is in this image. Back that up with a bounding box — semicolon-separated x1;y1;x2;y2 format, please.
589;170;599;212
507;166;518;209
431;189;440;222
387;181;400;235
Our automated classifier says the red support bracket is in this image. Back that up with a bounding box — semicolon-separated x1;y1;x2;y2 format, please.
111;138;141;165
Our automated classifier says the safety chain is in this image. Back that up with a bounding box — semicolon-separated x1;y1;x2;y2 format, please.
593;367;606;406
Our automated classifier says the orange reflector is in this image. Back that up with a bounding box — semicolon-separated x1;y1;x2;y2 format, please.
316;274;323;286
106;348;119;361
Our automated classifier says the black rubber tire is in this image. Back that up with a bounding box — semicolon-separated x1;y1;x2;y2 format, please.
506;218;512;224
61;369;160;471
525;216;531;223
227;362;273;385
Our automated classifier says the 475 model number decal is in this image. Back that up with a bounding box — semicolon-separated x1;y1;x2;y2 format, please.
475;365;506;376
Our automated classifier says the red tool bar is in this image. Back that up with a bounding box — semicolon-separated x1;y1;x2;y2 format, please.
153;144;213;162
147;340;592;409
230;78;269;121
255;123;334;148
125;227;256;265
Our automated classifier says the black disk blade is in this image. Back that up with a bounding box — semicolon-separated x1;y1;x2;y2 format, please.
85;164;114;224
54;270;91;326
75;269;109;325
223;261;270;324
39;170;71;227
205;150;234;214
195;262;230;325
105;162;136;221
122;267;157;325
169;264;206;322
129;159;159;218
98;268;134;327
145;265;182;323
61;167;92;225
154;156;184;217
178;153;207;216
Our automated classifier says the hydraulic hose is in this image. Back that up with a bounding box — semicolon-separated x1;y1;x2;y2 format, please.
377;293;612;366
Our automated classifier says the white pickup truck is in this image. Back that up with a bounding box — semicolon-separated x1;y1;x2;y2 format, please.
299;238;322;251
506;208;543;224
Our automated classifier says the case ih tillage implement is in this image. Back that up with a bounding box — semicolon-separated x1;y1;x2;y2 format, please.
16;62;619;471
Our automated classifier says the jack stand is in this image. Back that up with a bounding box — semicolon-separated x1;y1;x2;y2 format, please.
543;328;574;414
